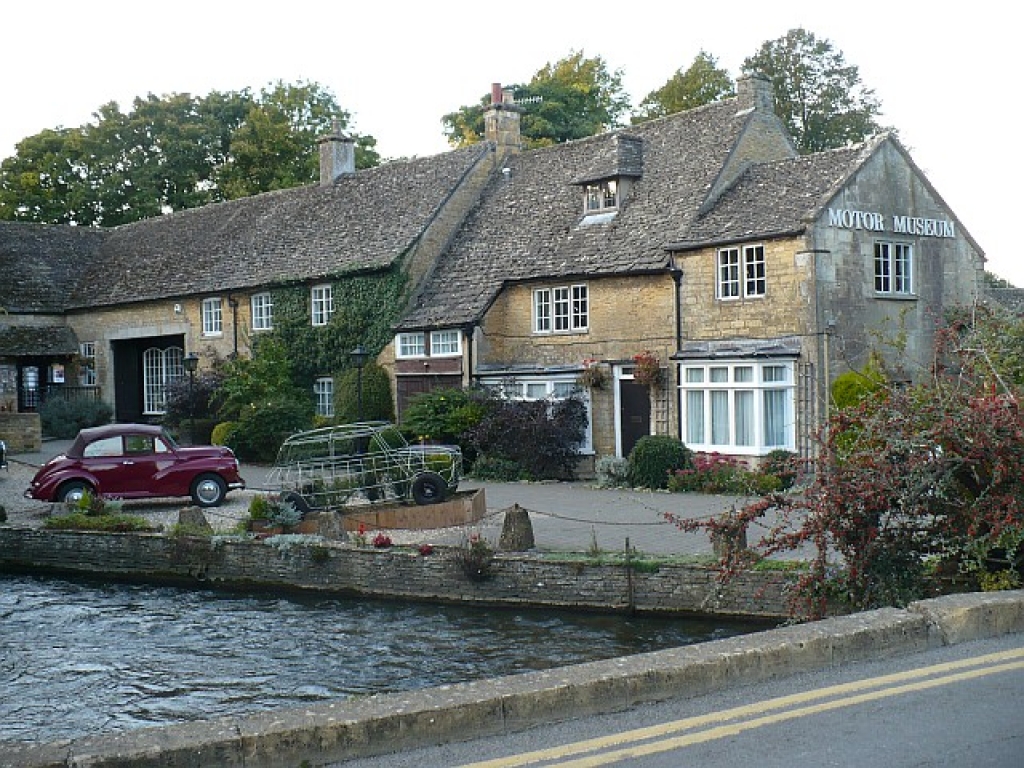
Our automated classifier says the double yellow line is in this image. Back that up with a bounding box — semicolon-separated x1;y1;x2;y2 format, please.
458;647;1024;767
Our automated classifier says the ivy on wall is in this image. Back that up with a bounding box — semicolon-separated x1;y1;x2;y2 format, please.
263;268;408;387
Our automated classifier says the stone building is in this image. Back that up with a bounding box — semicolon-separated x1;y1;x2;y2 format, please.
1;76;985;467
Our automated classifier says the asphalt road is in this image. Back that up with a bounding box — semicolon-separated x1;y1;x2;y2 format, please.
335;632;1024;767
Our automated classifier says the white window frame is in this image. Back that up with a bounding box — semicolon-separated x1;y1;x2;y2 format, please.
874;241;914;295
311;284;333;326
142;346;183;415
534;284;589;335
314;377;334;418
678;360;795;454
717;245;766;300
251;292;273;331
480;375;593;454
584;179;618;214
78;341;97;387
201;298;223;336
396;332;426;358
430;330;461;357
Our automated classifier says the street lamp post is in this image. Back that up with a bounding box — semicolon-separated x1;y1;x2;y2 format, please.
183;352;199;445
349;345;369;421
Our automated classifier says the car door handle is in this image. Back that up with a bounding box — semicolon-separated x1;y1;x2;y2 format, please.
122;460;134;465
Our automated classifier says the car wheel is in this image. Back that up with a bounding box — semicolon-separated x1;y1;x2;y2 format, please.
191;474;227;508
280;491;310;516
58;480;92;505
411;472;447;505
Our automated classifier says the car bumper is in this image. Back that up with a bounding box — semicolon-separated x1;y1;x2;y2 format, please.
229;480;246;491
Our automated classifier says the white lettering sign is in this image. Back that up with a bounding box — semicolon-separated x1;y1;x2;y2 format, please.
827;208;955;239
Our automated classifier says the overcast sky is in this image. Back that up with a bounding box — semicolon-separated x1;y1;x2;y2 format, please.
3;1;1017;284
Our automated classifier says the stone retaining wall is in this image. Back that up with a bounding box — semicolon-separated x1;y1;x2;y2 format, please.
0;412;41;453
0;527;795;618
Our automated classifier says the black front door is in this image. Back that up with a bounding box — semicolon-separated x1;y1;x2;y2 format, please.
619;378;651;458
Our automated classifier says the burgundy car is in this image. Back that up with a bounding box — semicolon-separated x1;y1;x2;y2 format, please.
25;424;245;508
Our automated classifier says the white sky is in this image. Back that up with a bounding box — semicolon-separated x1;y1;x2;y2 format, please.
3;1;1018;284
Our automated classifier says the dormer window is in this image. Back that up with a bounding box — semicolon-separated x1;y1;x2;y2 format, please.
584;180;618;214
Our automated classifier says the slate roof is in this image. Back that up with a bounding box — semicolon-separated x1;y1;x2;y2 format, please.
0;324;78;356
397;97;768;331
0;146;479;312
0;222;105;313
671;141;877;249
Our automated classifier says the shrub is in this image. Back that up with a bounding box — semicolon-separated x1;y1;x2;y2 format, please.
452;533;494;581
466;394;587;481
761;449;799;490
469;455;526;481
39;397;112;439
667;452;782;495
163;369;225;425
595;455;630;488
400;386;491;463
627;435;692;489
210;421;236;446
225;398;313;462
334;362;395;423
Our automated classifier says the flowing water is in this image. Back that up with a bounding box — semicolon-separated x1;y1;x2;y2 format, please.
0;573;768;744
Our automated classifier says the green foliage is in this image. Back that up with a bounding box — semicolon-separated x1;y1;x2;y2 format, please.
0;82;379;225
399;387;490;463
65;489;120;517
741;27;885;153
442;50;631;149
39;397;112;439
760;449;800;491
42;512;153;532
468;455;525;482
831;352;888;410
248;494;271;520
210;421;236;446
466;393;588;481
633;51;734;123
225;398;313;463
334;363;394;423
594;455;630;488
667;452;781;495
627;435;693;490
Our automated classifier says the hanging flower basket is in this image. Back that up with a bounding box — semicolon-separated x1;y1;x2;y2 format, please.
577;360;609;390
632;351;663;388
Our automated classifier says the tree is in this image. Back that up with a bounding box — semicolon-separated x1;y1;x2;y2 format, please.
442;51;631;149
741;28;886;153
0;81;379;225
216;81;380;199
632;51;734;123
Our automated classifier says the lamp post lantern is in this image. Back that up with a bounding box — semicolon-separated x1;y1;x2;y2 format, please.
349;345;369;421
183;352;200;445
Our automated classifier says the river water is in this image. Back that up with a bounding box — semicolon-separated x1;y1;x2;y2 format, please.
0;573;768;744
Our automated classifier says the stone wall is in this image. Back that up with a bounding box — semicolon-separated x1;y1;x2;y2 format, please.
0;412;41;452
0;528;795;619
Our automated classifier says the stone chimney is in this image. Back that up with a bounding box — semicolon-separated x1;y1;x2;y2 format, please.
736;74;775;112
483;83;522;157
318;119;355;186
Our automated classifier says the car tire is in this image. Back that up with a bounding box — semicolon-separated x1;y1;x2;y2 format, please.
58;480;92;505
191;474;227;508
411;472;447;505
280;491;310;516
